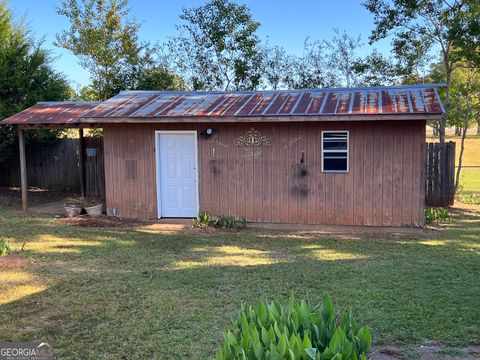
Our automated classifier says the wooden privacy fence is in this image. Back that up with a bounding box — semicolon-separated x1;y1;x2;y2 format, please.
83;137;105;197
426;141;455;206
0;137;105;197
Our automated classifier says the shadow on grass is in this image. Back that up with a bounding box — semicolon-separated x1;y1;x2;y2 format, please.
0;207;479;359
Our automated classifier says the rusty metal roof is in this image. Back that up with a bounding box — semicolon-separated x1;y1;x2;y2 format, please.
1;102;100;125
82;85;444;121
0;85;444;126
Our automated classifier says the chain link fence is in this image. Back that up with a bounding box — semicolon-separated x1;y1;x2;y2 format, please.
454;137;480;204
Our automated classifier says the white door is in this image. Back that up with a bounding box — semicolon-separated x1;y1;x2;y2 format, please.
157;132;198;217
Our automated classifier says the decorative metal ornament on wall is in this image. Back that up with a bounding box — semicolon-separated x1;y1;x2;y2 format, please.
234;128;272;146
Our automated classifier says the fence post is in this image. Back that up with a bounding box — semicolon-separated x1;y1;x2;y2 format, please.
447;141;455;205
427;143;433;205
18;128;28;212
78;129;85;197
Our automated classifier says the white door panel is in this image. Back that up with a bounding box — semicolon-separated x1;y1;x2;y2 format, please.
157;133;198;217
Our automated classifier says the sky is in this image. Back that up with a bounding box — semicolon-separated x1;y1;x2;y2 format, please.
8;0;393;88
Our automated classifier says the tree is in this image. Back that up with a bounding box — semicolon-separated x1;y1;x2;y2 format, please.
0;1;71;164
168;0;263;91
325;29;362;87
74;86;99;101
352;50;402;86
261;45;292;90
449;64;480;192
135;67;186;91
286;38;334;89
56;0;149;100
363;0;480;144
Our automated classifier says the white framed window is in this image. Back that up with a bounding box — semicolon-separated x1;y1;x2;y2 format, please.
321;131;349;172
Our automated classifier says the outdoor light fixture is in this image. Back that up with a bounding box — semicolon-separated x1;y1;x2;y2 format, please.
200;128;215;138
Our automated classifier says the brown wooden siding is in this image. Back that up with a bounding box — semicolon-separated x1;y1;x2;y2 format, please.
102;120;426;226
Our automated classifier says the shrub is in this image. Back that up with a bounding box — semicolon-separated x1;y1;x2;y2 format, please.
193;212;248;230
0;238;10;257
214;293;371;360
216;214;236;229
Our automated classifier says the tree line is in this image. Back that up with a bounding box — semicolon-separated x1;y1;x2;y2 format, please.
0;0;479;166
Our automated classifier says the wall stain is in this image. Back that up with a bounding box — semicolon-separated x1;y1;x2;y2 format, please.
291;185;308;197
291;164;309;197
299;168;308;177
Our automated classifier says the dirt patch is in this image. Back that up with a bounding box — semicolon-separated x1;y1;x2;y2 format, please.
0;254;28;270
250;225;429;241
371;345;480;360
140;222;193;233
0;187;74;207
57;215;155;229
450;204;479;215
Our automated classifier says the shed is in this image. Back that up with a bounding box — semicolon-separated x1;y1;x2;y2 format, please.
1;84;445;226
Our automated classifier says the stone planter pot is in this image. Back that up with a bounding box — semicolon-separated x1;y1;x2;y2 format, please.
64;204;82;218
85;203;103;217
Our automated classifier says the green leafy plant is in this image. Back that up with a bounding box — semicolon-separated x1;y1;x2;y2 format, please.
425;207;451;224
0;238;10;257
239;217;247;229
214;293;371;360
437;208;451;223
216;214;236;229
425;208;436;224
193;211;212;228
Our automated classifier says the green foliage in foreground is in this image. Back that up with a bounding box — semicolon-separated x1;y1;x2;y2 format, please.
215;294;371;360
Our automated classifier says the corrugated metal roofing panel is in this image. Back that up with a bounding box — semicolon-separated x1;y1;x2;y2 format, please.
0;85;445;126
1;102;100;125
306;93;325;114
81;85;444;120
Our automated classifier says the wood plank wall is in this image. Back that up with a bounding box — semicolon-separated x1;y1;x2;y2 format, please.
102;120;426;226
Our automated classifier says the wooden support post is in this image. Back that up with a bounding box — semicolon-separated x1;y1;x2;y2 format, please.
18;128;28;212
78;128;86;197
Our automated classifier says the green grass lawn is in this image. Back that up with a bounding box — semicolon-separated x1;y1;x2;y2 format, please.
0;203;479;359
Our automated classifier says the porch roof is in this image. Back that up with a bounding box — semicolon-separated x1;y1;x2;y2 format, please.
1;102;100;126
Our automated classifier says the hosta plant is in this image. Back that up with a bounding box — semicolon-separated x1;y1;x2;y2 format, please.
214;293;371;360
